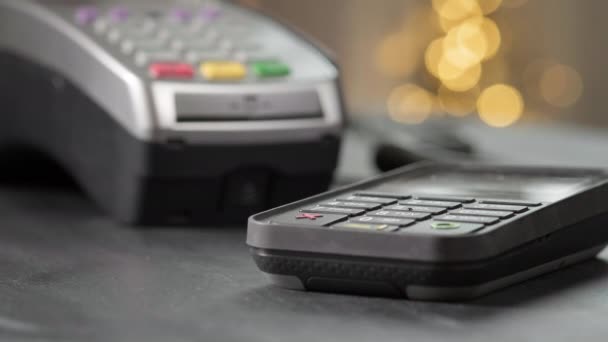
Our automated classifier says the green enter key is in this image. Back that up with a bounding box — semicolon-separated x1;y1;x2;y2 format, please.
252;61;291;78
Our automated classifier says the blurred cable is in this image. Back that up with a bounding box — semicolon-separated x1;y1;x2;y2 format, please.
351;116;478;172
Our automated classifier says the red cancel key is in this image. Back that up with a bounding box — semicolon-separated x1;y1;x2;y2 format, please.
149;63;195;79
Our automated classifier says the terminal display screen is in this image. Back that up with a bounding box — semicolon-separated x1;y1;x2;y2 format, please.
377;170;599;202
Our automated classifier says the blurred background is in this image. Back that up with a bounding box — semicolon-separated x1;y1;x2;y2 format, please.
239;0;607;129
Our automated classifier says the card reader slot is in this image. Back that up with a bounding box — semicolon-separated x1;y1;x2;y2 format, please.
177;112;322;122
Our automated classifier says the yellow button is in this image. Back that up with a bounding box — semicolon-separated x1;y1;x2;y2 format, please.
200;61;247;81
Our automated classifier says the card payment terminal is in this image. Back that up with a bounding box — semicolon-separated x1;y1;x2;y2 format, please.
248;162;608;300
0;0;343;225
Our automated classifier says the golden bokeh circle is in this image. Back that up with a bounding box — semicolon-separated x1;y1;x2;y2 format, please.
388;84;435;124
539;64;584;108
441;63;482;91
425;38;444;78
477;84;524;127
466;17;502;60
443;23;485;70
432;0;481;21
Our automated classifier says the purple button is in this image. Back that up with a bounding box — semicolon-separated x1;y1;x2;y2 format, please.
109;6;130;22
171;8;192;22
75;6;99;25
200;6;222;21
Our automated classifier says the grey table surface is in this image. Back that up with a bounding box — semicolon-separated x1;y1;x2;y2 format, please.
3;123;608;342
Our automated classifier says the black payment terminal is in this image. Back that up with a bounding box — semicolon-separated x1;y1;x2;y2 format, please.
0;0;343;225
247;162;608;300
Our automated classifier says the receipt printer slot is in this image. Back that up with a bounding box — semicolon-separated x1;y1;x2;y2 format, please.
175;91;323;122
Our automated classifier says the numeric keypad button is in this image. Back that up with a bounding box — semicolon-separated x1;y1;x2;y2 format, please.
451;208;513;219
164;21;205;37
321;201;381;210
172;36;220;51
367;210;431;221
400;199;461;209
415;196;474;203
355;192;410;199
107;28;122;43
93;19;110;34
333;222;399;232
464;203;528;213
351;216;415;227
168;8;193;23
200;5;223;21
397;221;485;235
135;51;181;67
121;38;168;55
479;199;541;207
75;6;99;26
337;195;397;205
185;51;230;63
121;18;158;37
384;205;446;215
108;6;130;23
271;212;347;227
302;206;365;217
435;215;499;225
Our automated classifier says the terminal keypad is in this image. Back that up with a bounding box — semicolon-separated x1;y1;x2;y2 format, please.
273;191;538;234
74;4;291;81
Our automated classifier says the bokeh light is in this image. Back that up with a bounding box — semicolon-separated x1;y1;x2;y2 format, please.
388;84;435;124
376;0;548;127
432;0;481;21
443;22;486;69
477;84;524;127
441;63;482;91
437;55;467;80
524;60;584;109
425;1;505;115
437;14;460;33
425;38;444;77
539;63;583;108
467;17;501;60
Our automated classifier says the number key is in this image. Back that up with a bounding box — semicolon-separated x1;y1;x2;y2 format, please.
464;203;528;213
479;199;541;207
333;222;399;232
435;215;499;225
321;201;381;210
400;199;461;209
415;195;475;203
351;216;415;227
368;210;431;221
451;208;514;219
384;204;446;214
302;206;365;217
355;192;410;199
338;195;397;205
